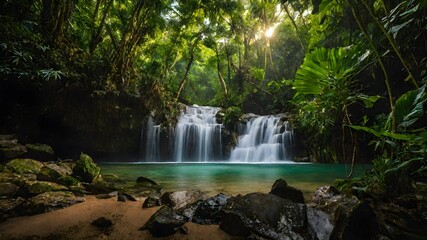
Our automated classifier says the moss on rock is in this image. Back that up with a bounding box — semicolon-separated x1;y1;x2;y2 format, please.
24;181;68;195
6;159;43;174
58;175;81;187
73;153;100;183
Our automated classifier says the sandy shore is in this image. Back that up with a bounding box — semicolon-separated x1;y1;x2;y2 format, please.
0;196;242;240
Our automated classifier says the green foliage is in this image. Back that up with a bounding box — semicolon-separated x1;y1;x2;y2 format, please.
345;85;427;196
223;106;243;129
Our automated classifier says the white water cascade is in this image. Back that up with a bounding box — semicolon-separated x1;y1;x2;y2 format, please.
173;105;223;162
145;116;161;161
229;115;293;162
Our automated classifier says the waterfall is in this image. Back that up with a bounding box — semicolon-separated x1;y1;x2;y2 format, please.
145;116;161;161
229;115;293;162
173;105;223;162
142;105;293;162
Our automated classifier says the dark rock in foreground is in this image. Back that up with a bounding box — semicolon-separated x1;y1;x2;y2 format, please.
330;201;380;240
92;216;114;228
191;193;230;224
220;192;315;240
161;190;201;209
269;179;305;203
140;206;189;237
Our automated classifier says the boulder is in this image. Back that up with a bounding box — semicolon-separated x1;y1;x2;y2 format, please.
139;206;189;237
0;172;29;186
307;207;334;240
191;193;231;224
117;193;137;202
6;158;43;174
24;191;85;215
92;217;114;229
0;182;19;197
0;197;25;222
23;143;55;162
58;175;82;187
330;201;380;240
143;191;162;208
37;163;73;182
219;193;314;239
310;185;359;220
269;179;305;203
0;144;27;161
136;176;159;187
161;190;202;209
24;180;68;195
72;153;100;183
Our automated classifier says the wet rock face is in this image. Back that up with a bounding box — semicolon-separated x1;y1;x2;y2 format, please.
140;206;189;237
269;179;305;203
220;193;314;240
160;190;201;210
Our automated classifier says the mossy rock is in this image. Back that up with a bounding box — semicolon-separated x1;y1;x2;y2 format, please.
0;182;19;197
38;163;73;182
0;144;27;162
0;172;33;186
24;191;85;215
24;181;68;195
24;143;55;162
73;153;100;183
6;159;43;175
58;175;82;187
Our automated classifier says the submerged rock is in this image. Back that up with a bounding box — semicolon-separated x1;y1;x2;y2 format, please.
136;176;159;187
72;153;100;183
161;190;202;209
220;192;314;239
269;179;305;203
140;206;189;237
6;158;43;175
24;191;85;215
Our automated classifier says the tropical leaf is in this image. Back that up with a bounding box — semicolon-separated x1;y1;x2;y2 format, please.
394;85;426;130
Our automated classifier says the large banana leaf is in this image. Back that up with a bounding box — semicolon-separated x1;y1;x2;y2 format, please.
293;46;369;97
394;85;426;130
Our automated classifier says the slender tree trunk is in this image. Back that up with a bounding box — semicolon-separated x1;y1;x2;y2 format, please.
283;3;305;51
175;39;198;102
215;44;228;97
90;0;113;54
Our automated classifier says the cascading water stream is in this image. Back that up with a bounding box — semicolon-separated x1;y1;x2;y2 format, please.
229;115;293;162
173;105;223;162
142;105;293;162
144;116;161;162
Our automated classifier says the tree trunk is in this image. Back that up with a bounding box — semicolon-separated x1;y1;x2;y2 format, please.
215;44;228;97
175;39;198;102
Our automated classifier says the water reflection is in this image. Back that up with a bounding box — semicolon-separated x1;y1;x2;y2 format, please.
100;163;370;198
